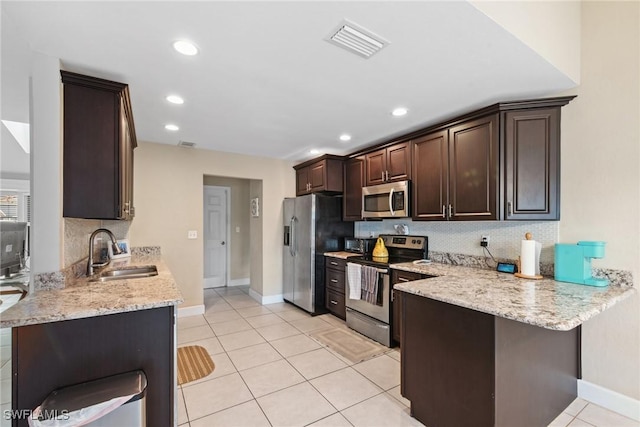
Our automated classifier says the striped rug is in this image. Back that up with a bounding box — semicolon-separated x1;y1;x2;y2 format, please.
177;345;215;385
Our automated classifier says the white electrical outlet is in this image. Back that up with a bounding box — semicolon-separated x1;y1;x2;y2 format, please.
188;230;198;239
481;235;490;246
235;226;240;233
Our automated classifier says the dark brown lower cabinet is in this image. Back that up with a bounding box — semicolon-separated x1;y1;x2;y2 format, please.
391;269;425;346
12;307;174;427
325;257;347;319
401;293;578;427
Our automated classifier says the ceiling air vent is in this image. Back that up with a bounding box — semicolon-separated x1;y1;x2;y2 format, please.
325;19;389;59
177;140;196;148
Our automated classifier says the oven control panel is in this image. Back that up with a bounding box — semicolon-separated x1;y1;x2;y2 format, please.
380;235;427;250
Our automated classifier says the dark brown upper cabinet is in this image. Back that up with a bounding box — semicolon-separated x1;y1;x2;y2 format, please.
413;115;499;221
343;156;365;221
298;96;574;222
61;71;137;220
412;130;449;220
294;155;344;196
503;108;560;220
364;141;411;186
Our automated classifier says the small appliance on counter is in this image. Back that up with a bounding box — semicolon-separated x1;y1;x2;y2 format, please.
344;237;377;255
554;241;608;287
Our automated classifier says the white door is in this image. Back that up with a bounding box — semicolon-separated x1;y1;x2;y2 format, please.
203;186;229;288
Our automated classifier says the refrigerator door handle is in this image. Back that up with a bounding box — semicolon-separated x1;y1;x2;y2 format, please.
388;188;395;216
290;216;296;256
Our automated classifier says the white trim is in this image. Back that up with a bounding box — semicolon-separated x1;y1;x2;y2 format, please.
249;288;284;305
177;304;205;318
578;379;640;421
229;277;250;287
203;185;231;288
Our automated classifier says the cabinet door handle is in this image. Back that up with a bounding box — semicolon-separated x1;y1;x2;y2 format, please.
448;204;453;218
330;261;338;266
330;300;338;305
381;171;385;182
386;170;389;181
398;277;410;282
442;205;446;218
508;201;513;216
331;279;338;283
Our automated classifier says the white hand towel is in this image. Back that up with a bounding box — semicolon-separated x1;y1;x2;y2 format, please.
347;262;362;300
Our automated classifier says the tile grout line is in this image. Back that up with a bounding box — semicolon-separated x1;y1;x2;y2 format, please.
181;287;411;426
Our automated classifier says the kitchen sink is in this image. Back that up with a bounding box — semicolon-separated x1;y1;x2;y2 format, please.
88;265;158;282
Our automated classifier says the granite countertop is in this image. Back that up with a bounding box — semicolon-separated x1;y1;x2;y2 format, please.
0;254;183;328
324;251;361;259
391;262;635;331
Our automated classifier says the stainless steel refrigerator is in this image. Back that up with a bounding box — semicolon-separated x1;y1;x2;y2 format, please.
283;194;353;314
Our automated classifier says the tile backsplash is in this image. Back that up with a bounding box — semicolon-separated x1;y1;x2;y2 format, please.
355;219;559;264
63;218;131;267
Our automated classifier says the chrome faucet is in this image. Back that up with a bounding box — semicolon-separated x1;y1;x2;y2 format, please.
86;228;122;276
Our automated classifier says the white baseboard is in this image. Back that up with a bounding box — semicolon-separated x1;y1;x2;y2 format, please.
177;304;205;318
578;379;640;421
249;288;284;305
229;278;250;287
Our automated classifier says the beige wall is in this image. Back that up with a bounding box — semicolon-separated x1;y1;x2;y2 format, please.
203;176;251;282
471;0;581;84
559;2;639;399
129;142;294;307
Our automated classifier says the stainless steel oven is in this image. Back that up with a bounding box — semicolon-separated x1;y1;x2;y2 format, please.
362;180;410;219
344;235;428;347
345;265;391;346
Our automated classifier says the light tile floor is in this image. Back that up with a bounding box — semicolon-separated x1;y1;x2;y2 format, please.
178;286;638;427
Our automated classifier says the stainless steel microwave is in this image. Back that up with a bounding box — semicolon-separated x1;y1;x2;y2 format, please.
362;180;410;219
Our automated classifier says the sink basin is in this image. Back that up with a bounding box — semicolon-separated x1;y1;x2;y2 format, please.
88;265;158;282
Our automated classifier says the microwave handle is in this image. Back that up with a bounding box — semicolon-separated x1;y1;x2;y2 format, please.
388;188;395;216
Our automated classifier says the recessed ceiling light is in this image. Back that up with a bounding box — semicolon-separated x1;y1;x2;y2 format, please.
339;134;352;142
165;124;179;131
173;40;198;56
310;149;321;155
392;107;408;117
166;95;184;105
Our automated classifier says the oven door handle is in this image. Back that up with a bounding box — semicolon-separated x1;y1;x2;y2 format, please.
388;188;395;216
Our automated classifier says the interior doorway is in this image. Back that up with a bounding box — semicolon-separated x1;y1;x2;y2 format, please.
202;176;252;293
203;186;229;288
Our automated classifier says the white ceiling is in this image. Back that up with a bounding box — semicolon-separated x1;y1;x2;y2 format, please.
1;1;576;166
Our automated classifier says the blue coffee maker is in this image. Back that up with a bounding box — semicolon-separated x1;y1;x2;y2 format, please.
554;241;608;286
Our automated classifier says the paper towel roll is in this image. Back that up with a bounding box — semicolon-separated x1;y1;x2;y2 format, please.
521;240;537;276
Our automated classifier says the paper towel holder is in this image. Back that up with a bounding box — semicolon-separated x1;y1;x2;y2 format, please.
514;232;543;280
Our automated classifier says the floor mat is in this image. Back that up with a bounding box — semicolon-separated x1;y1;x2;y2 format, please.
177;345;215;385
310;327;388;363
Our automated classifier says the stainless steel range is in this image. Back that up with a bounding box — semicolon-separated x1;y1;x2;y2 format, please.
345;235;428;347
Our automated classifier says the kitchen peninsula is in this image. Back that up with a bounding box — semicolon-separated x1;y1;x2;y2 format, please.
392;262;634;427
0;250;183;427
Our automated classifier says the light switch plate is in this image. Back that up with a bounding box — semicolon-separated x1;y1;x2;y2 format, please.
188;230;197;239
